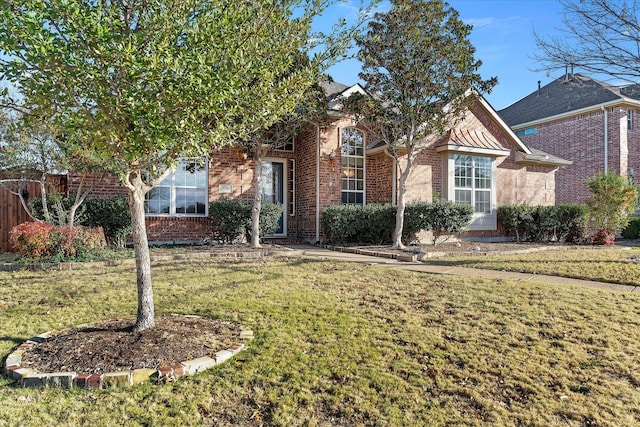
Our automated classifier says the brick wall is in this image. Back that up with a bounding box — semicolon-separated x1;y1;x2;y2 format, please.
517;107;639;204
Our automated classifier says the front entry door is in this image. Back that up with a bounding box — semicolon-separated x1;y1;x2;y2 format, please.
261;160;285;236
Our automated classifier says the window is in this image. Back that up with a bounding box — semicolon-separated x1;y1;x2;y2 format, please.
515;127;536;136
274;137;294;152
145;158;208;216
629;110;634;130
454;154;491;213
341;127;365;205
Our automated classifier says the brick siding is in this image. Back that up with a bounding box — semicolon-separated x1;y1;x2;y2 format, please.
518;106;640;204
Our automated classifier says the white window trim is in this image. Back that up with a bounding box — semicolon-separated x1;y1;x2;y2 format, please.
145;158;209;218
340;127;366;206
445;153;497;231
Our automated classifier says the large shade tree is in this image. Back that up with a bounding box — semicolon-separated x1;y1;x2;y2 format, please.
343;0;496;248
0;0;364;331
534;0;640;82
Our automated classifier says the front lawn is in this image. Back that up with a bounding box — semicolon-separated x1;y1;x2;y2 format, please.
1;257;639;426
428;247;640;286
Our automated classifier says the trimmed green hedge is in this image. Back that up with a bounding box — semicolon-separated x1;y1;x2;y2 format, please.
622;217;640;239
83;196;132;248
321;201;473;245
497;204;589;243
209;198;283;243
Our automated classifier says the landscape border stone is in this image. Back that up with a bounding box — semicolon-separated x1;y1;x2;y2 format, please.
3;315;254;389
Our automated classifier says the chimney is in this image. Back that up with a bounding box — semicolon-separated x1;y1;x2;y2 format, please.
538;80;541;96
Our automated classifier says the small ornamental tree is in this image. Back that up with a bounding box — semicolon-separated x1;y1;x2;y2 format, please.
343;0;496;249
243;81;329;247
585;172;638;244
0;0;366;331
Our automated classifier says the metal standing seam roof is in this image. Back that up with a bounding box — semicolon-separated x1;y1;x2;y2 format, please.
435;128;508;152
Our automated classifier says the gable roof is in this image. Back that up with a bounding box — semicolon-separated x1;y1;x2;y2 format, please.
499;74;640;127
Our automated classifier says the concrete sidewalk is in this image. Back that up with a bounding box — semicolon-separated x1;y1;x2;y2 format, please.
293;245;639;293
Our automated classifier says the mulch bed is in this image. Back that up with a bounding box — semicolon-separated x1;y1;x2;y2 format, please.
19;314;242;375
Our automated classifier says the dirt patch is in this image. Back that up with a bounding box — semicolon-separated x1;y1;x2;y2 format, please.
20;314;242;375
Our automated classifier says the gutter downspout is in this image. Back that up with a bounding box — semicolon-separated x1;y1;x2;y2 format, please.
384;148;397;205
315;122;321;243
601;106;608;174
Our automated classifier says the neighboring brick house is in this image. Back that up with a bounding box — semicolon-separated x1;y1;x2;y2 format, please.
499;73;640;204
5;82;568;250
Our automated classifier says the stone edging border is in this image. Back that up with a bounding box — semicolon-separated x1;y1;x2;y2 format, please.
3;315;254;389
322;244;624;262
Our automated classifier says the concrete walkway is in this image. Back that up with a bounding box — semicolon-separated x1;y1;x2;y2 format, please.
293;245;639;293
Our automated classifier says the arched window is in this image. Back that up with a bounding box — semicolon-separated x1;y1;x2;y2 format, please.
341;127;365;205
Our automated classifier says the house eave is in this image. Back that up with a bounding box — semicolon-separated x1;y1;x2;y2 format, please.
514;151;572;167
435;144;510;157
510;98;640;129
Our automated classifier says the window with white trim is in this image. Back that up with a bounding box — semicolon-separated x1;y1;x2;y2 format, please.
629;110;634;130
341;127;365;205
145;158;208;216
454;154;491;213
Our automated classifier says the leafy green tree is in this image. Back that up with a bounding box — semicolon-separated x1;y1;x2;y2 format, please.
585;172;638;242
0;0;363;331
343;0;496;249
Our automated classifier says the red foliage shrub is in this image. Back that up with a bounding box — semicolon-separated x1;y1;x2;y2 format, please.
592;228;615;246
9;221;55;258
9;222;106;259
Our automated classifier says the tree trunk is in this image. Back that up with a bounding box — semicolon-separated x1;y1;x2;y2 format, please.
127;170;155;332
251;155;263;248
392;168;409;249
392;152;415;249
39;174;51;223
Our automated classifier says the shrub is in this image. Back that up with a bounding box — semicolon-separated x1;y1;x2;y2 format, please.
9;222;106;259
498;204;589;243
253;202;285;238
428;200;473;244
321;201;472;245
586;172;638;240
209;198;283;243
48;226;107;259
592;228;615;246
622;217;640;239
9;221;55;258
321;204;396;244
83;197;132;248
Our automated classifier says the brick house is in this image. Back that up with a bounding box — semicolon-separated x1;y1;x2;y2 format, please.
499;73;640;204
7;82;568;250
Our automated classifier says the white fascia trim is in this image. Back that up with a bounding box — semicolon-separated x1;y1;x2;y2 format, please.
435;144;510;157
511;98;640;130
477;95;532;155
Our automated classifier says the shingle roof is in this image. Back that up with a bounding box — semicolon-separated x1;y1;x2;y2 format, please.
498;74;624;126
319;81;351;99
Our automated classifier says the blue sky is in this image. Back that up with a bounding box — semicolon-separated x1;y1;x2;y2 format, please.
325;0;567;110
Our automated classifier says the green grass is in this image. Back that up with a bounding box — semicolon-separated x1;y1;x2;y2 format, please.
427;247;640;286
2;257;640;426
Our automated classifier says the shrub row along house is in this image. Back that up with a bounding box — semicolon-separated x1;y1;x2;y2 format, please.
1;82;569;250
499;72;640;205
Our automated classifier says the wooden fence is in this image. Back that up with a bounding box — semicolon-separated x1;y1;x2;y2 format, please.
0;176;67;253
